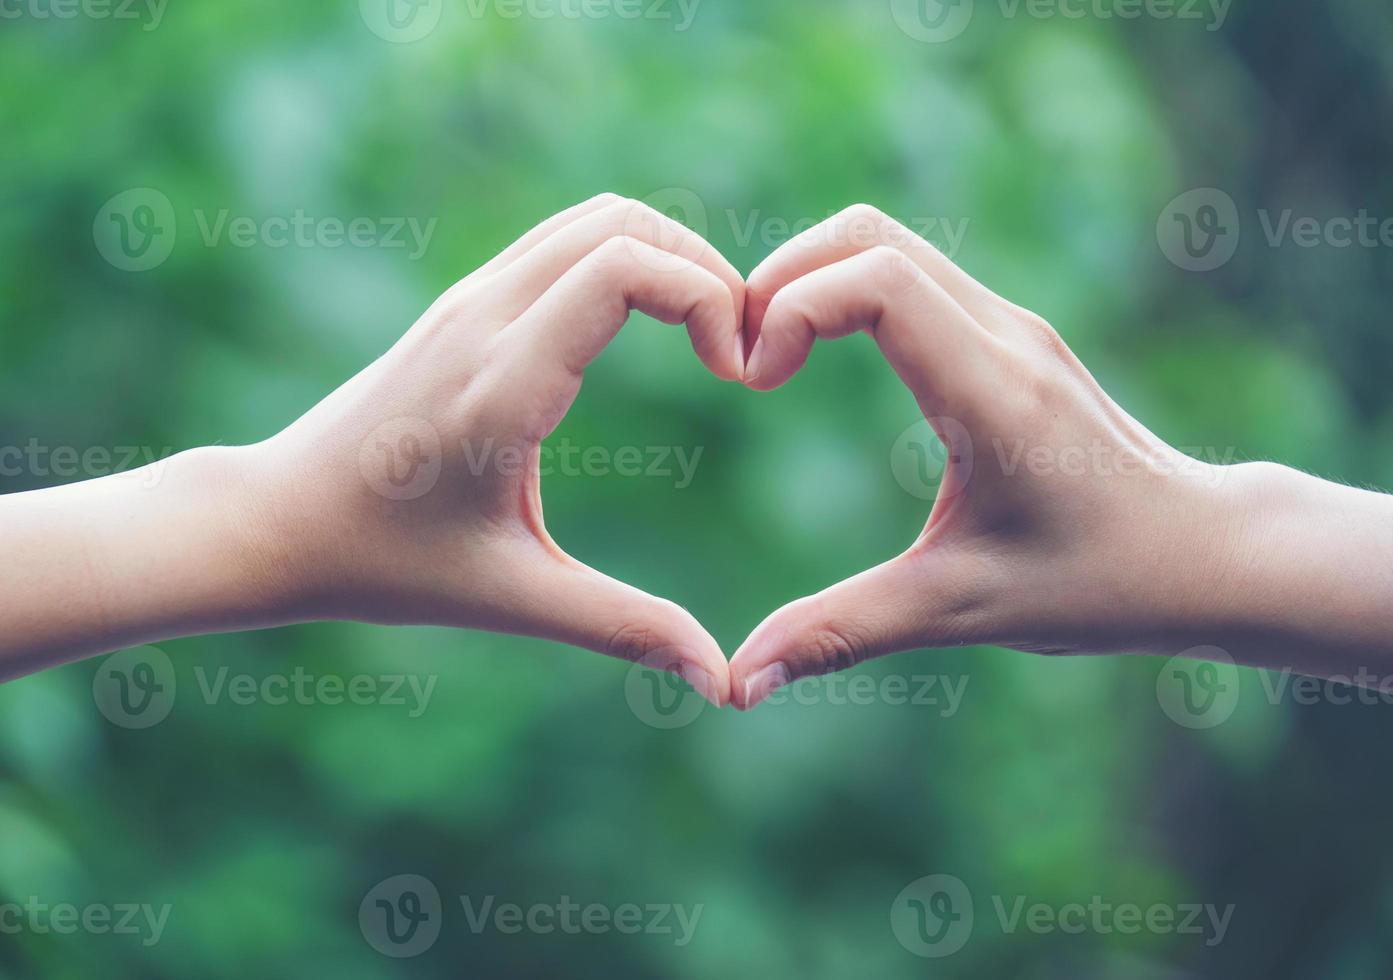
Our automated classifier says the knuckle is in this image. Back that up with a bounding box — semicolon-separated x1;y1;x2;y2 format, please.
587;191;628;209
1014;307;1070;359
590;234;643;269
607;622;663;664
609;198;669;241
864;245;922;294
597;197;643;234
841;203;913;250
804;624;865;676
606;605;689;670
1009;358;1069;424
793;600;870;676
766;290;815;336
840;202;888;226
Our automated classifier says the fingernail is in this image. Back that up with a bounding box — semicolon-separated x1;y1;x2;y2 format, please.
742;662;790;710
745;337;765;384
732;332;746;381
677;663;721;709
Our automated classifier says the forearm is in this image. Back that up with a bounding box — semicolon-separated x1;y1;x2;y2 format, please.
0;445;295;680
1181;462;1393;677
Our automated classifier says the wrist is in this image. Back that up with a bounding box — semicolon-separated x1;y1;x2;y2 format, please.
195;441;322;627
1164;460;1393;672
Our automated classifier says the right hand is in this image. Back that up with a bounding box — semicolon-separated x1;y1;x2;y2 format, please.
730;204;1249;708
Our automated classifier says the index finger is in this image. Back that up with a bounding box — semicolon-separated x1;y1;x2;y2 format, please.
745;203;999;339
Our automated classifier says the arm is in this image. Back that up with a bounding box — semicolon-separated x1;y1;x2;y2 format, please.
0;447;289;681
1;193;743;706
729;204;1393;708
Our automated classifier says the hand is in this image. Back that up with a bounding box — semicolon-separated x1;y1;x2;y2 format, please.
1;194;745;705
728;204;1393;708
255;194;745;705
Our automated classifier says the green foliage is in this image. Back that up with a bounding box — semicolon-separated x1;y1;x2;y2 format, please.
3;0;1392;976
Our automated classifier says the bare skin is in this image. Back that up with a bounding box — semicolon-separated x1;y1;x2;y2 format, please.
0;194;743;705
729;205;1393;708
4;198;1391;712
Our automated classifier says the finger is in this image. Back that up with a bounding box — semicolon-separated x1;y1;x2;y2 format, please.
745;203;999;339
743;246;1001;417
468;192;625;282
417;195;624;329
517;554;730;709
494;197;746;365
505;236;744;388
727;550;980;710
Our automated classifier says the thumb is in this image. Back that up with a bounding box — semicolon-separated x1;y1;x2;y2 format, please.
512;553;730;709
728;549;983;710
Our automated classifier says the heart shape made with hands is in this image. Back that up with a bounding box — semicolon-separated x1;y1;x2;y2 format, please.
341;195;1180;721
611;196;1189;717
574;198;1012;718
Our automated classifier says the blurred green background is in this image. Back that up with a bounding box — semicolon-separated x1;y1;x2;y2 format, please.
4;0;1393;975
